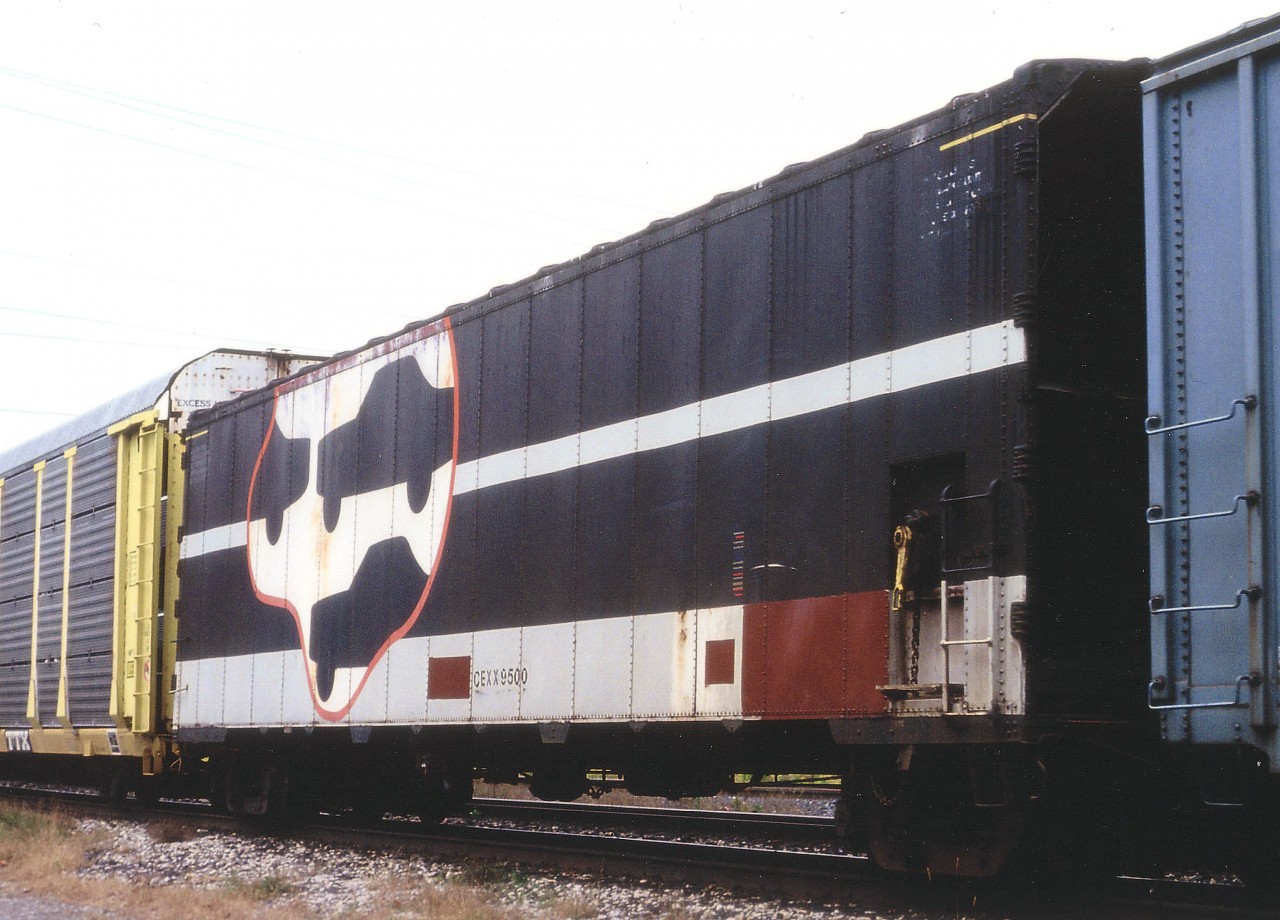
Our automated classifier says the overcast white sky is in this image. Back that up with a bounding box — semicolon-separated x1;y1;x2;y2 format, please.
0;1;1274;454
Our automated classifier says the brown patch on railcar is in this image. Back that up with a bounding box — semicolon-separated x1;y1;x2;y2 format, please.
427;655;472;699
741;591;889;717
703;638;736;686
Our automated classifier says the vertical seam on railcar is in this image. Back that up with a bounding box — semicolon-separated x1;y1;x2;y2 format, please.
843;159;855;718
628;256;641;721
694;223;706;709
28;460;45;729
763;190;776;717
472;315;484;727
1168;92;1192;722
518;298;531;724
571;275;584;722
57;447;75;728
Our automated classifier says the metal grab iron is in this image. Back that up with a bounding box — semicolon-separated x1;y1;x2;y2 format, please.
1145;490;1260;526
1149;585;1263;615
1147;673;1258;711
1144;394;1256;435
890;525;912;613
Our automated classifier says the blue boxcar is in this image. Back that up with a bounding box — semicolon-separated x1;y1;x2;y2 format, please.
1145;17;1280;765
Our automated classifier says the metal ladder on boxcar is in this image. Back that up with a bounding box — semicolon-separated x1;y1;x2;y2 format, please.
880;481;1003;714
1145;394;1266;721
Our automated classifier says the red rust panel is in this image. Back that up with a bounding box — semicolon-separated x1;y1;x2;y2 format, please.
427;655;471;699
704;638;736;685
741;591;889;717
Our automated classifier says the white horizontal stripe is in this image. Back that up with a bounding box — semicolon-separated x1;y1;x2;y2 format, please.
180;520;247;560
180;320;1025;555
454;320;1024;495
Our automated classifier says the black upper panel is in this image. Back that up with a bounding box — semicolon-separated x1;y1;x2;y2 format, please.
179;62;1148;692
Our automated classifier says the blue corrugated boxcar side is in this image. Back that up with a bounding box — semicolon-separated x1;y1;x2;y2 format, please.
1145;16;1280;763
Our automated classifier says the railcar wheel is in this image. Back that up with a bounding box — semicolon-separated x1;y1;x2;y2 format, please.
1232;773;1280;891
221;753;312;821
133;775;162;806
415;755;472;824
97;761;135;804
833;774;869;853
351;798;389;824
858;746;1028;878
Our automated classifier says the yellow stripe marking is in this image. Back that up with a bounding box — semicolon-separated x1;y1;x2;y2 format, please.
939;113;1037;152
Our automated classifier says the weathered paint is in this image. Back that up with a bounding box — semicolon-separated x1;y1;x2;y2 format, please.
245;319;459;720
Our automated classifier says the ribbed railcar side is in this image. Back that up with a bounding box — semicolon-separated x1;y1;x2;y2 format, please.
0;351;320;784
177;77;1058;737
1145;20;1280;766
0;434;121;739
175;59;1150;873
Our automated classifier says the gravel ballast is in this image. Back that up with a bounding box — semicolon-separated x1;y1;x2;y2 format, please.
68;815;927;919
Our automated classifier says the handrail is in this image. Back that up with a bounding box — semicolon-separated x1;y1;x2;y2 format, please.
939;575;996;715
1149;586;1262;615
940;479;1001;575
1146;491;1259;526
1147;673;1256;711
1145;395;1256;435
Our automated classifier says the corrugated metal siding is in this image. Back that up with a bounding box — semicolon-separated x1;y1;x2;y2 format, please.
0;464;38;726
36;480;64;725
1145;20;1280;756
66;435;118;726
0;430;119;728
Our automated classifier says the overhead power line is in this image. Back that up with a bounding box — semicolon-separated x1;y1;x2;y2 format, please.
0;68;654;240
0;407;79;418
0;329;199;349
0;247;417;324
0;302;306;352
0;65;671;218
0;100;601;248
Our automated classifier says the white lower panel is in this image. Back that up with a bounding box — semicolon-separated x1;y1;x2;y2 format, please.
221;656;255;725
423;632;472;723
632;612;696;718
381;640;429;723
177;605;746;728
574;618;631;718
471;627;524;722
515;623;575;721
281;651;317;724
251;651;285;725
885;574;1027;717
347;647;391;725
693;607;745;717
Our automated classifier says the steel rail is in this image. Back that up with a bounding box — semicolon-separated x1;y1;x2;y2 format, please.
0;782;1273;918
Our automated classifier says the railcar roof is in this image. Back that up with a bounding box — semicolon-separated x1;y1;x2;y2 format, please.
0;369;175;477
1152;13;1280;72
191;56;1144;433
0;348;321;477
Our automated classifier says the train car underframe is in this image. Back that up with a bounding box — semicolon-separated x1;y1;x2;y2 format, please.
171;716;1167;879
0;708;1271;882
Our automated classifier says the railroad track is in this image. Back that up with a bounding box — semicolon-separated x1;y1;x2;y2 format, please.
467;795;835;842
0;782;1272;918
